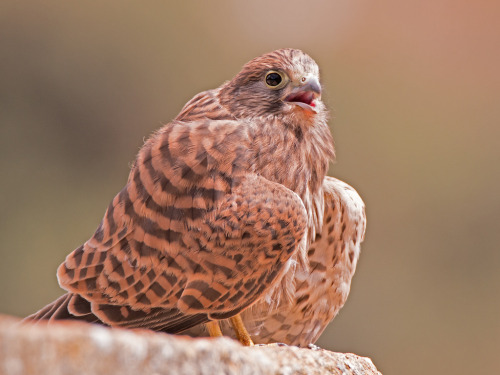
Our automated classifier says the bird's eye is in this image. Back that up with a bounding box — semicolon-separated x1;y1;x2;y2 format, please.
266;73;282;86
265;71;286;89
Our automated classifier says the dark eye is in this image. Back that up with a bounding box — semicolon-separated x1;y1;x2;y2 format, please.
265;72;283;87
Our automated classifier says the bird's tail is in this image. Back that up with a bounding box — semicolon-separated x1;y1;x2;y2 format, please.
24;293;99;324
24;293;211;334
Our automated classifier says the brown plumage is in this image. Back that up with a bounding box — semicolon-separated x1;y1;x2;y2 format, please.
184;176;366;346
25;49;363;346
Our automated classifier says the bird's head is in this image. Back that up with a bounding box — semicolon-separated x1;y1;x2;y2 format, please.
220;49;326;123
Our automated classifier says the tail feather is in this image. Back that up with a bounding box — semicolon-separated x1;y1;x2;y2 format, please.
24;293;99;323
23;293;209;332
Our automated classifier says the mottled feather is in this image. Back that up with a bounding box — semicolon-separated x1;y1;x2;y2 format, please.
184;176;366;345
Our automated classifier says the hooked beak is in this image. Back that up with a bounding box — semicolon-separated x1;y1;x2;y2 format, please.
284;77;322;113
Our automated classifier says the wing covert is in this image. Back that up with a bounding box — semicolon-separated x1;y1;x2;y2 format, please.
57;119;307;331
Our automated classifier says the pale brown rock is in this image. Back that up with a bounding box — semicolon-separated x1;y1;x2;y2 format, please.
0;315;381;375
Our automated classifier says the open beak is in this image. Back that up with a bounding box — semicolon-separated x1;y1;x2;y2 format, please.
284;77;322;113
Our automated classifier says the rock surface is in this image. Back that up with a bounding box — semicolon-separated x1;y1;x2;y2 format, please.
0;315;381;375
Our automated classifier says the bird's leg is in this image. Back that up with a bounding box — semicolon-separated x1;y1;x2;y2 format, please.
206;321;223;338
229;313;254;346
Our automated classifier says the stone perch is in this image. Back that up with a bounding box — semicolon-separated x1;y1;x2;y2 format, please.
0;315;381;375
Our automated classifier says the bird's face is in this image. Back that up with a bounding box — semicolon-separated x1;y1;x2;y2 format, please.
220;49;325;121
262;68;322;115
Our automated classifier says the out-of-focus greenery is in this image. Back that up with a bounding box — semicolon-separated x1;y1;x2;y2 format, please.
1;2;499;374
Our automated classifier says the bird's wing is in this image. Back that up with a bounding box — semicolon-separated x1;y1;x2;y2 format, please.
57;119;307;332
236;175;366;345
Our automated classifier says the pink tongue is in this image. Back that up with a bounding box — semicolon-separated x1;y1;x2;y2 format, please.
291;92;312;105
300;93;311;105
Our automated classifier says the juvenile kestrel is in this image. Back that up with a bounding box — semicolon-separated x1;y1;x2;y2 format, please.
26;49;364;347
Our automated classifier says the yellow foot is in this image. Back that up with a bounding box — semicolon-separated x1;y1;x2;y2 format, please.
230;313;254;346
206;320;223;337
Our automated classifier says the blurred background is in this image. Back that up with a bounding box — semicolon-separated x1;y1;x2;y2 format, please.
1;1;499;374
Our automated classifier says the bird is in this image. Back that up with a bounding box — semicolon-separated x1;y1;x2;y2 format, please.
25;48;364;347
